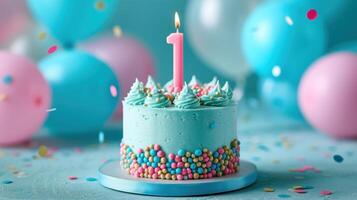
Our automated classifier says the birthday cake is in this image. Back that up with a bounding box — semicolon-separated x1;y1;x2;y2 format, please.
120;76;240;181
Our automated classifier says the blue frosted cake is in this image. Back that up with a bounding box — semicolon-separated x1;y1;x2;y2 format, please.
120;76;240;181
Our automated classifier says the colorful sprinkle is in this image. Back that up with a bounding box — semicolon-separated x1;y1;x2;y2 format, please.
38;145;48;157
264;187;275;192
2;75;13;85
68;176;78;180
48;45;58;54
46;108;57;112
120;139;240;181
307;9;318;20
86;177;97;182
320;190;333;196
209;121;216;129
2;180;13;184
38;31;47;40
333;154;344;163
110;85;118;97
278;194;291;198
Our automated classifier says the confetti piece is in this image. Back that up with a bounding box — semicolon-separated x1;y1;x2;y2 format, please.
264;187;275;192
0;94;8;102
38;32;47;40
333;154;344;163
320;190;333;196
113;25;123;37
289;165;320;173
2;75;13;85
278;194;291;198
2;180;13;184
95;0;105;10
86;177;97;182
68;176;78;180
110;85;118;97
307;9;318;20
98;131;105;144
257;144;269;152
285;16;293;25
38;145;48;157
46;108;57;112
293;189;307;194
48;45;58;54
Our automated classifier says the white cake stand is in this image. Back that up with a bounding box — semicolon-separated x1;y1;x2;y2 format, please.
98;159;257;196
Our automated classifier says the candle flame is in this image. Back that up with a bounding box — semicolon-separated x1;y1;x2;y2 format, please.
175;12;180;30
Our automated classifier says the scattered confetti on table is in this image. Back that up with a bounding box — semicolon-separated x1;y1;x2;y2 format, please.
264;187;275;192
86;177;97;182
2;180;13;185
320;190;333;196
95;0;105;11
47;45;58;54
307;9;318;20
68;176;78;180
333;154;344;163
38;145;48;157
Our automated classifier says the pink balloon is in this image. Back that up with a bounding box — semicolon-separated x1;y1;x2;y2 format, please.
81;36;155;120
0;52;51;146
298;52;357;138
0;0;30;44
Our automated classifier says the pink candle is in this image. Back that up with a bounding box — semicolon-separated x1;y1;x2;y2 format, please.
167;12;184;92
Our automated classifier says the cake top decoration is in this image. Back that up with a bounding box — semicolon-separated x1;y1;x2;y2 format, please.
124;78;146;106
124;75;234;109
200;81;229;106
174;83;200;109
222;81;233;100
144;84;171;108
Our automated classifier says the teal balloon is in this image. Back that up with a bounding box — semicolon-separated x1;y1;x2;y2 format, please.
39;50;119;135
260;78;302;119
27;0;119;46
241;1;327;83
331;41;357;53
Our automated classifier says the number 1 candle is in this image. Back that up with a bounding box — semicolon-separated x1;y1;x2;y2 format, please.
167;12;184;92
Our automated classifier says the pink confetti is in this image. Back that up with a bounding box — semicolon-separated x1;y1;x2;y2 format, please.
68;176;78;180
48;45;58;54
307;9;318;20
289;165;320;173
320;190;333;196
110;85;118;97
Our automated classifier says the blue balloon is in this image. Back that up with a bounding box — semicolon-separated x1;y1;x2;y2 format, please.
241;1;327;83
27;0;119;46
39;50;119;135
259;78;302;119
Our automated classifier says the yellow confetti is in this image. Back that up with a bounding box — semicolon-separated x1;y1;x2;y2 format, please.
113;25;123;37
0;94;8;102
38;32;47;40
95;0;105;10
264;187;275;192
38;145;48;157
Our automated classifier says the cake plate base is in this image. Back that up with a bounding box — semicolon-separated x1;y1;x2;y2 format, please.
98;159;257;196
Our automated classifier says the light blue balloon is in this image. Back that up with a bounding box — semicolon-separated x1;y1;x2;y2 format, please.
241;1;327;83
259;78;302;119
39;50;119;135
27;0;119;46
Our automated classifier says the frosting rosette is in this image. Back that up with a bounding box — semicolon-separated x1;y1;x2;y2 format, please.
174;83;200;109
144;85;170;108
124;79;146;105
222;81;233;100
200;81;229;106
